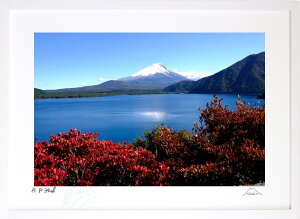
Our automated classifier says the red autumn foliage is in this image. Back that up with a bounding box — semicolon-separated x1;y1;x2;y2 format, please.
34;129;172;186
133;95;265;185
34;95;265;186
197;95;265;148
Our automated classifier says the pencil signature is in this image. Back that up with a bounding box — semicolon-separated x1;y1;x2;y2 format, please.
242;188;262;196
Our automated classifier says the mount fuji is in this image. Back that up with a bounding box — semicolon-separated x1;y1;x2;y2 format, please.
119;63;189;88
47;63;189;93
38;52;265;97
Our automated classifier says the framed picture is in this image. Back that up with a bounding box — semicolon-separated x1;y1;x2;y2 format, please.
0;0;299;218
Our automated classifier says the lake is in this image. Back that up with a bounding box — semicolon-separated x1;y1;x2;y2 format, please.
34;94;264;142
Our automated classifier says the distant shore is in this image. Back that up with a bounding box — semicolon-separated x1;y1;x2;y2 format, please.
34;90;172;100
34;91;264;100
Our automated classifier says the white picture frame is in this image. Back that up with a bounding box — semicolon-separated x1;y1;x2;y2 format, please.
0;0;299;218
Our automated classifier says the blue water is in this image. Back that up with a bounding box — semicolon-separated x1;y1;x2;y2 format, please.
34;94;264;142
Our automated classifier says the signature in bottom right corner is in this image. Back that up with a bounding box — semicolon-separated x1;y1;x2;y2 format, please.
242;188;263;196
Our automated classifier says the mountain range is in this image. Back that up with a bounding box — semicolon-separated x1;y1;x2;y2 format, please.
43;52;265;95
164;52;265;93
47;63;189;93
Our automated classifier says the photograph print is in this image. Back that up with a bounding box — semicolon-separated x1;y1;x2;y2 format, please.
34;33;265;186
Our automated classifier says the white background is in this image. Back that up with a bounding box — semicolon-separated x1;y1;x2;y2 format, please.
7;9;291;210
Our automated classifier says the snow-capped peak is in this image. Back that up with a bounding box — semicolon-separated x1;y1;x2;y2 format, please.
131;63;173;77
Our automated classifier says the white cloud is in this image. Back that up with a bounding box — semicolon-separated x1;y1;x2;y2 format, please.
79;82;88;86
172;69;213;80
98;77;107;82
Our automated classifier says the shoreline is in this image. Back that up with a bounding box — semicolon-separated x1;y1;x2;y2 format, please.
34;92;264;100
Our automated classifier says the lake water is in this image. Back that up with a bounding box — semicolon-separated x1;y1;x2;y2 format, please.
34;94;264;143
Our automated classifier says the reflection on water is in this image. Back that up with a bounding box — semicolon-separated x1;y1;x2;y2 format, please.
35;94;264;142
139;111;166;121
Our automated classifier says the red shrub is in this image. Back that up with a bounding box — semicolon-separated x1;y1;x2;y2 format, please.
35;95;265;186
197;95;265;148
133;95;265;185
34;129;172;186
193;95;265;185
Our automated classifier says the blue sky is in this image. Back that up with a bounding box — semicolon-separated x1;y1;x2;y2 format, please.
34;33;265;90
